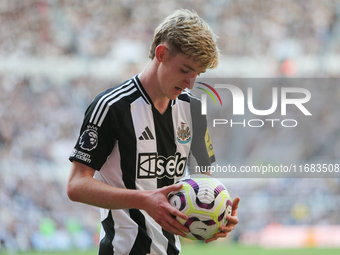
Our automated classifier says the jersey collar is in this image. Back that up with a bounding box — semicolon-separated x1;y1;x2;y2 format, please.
134;74;175;107
134;75;152;105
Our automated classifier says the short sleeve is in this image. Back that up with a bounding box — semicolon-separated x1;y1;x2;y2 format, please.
69;93;116;170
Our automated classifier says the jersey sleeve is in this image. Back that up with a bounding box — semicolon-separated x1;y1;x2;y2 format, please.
69;92;116;170
188;96;215;172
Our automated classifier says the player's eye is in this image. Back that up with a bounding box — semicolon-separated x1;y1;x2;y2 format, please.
181;68;189;74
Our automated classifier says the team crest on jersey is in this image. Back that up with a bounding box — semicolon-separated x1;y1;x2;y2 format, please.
79;125;98;151
177;122;191;144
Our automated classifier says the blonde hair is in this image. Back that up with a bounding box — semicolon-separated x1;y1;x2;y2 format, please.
149;9;220;69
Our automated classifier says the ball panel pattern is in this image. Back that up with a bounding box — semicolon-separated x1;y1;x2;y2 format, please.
167;175;232;240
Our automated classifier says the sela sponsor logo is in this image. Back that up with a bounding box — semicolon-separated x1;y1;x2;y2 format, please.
137;152;187;179
177;122;191;144
197;83;312;128
79;125;98;151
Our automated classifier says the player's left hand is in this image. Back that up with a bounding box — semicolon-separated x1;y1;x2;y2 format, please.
205;196;240;243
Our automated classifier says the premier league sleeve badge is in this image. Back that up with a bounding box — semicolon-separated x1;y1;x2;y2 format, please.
79;125;99;151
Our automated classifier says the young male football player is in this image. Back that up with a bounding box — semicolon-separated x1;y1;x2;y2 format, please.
67;9;239;255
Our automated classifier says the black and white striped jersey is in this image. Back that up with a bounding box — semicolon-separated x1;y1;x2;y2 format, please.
69;75;215;255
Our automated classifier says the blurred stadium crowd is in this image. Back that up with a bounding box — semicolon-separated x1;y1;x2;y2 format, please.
1;0;340;252
0;174;99;251
1;0;339;58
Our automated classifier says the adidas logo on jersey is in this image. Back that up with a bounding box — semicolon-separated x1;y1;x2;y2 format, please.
138;126;154;140
137;152;187;179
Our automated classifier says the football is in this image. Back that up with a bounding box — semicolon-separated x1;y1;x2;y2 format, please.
168;174;232;240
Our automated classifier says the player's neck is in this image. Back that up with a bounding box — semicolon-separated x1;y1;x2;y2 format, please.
138;61;170;115
152;97;170;115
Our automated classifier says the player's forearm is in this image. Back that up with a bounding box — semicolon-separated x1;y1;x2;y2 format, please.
67;162;149;210
68;175;150;210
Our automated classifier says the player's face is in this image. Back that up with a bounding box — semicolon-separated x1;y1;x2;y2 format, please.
158;49;206;100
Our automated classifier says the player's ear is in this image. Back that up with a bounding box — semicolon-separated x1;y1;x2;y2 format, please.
155;44;168;62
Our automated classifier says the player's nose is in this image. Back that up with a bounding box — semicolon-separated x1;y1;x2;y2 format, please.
188;76;197;89
185;72;199;89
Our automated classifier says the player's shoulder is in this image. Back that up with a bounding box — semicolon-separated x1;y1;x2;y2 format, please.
88;76;145;115
85;77;140;125
93;78;136;104
178;89;201;104
178;90;205;122
178;90;202;112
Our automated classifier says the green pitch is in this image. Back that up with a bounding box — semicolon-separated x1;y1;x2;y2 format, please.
181;243;340;255
1;244;340;255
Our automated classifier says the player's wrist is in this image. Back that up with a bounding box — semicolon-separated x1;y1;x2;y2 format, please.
133;190;152;210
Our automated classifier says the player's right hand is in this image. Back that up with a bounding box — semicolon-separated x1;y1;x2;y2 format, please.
143;183;189;237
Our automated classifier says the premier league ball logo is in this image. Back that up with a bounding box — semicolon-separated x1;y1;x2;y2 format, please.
79;126;98;151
